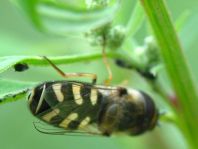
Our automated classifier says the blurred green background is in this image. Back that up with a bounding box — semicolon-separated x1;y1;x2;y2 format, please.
0;0;198;149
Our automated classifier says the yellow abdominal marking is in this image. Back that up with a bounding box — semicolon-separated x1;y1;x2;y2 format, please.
52;83;64;102
72;84;83;105
79;117;91;128
59;113;78;128
42;109;60;122
90;89;97;105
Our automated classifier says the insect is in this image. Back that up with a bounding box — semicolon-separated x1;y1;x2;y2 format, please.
27;55;159;136
14;63;29;72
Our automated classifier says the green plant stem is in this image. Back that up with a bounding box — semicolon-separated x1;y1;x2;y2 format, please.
140;0;198;148
21;51;121;65
1;50;143;74
0;51;120;73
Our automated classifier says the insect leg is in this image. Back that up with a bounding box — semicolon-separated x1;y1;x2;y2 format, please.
42;56;97;84
102;35;112;86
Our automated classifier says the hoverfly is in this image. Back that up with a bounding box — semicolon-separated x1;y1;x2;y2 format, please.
27;56;158;136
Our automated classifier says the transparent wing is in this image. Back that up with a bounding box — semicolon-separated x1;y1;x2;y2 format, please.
33;121;102;136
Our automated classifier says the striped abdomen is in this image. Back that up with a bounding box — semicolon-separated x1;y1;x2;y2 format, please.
28;81;103;130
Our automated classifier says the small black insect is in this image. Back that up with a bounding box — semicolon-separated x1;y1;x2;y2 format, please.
14;63;29;72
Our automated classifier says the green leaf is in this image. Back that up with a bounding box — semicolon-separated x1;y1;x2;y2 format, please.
0;52;121;74
0;56;39;74
10;0;44;31
121;1;145;60
0;79;36;104
0;56;25;74
11;0;119;35
126;1;145;37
